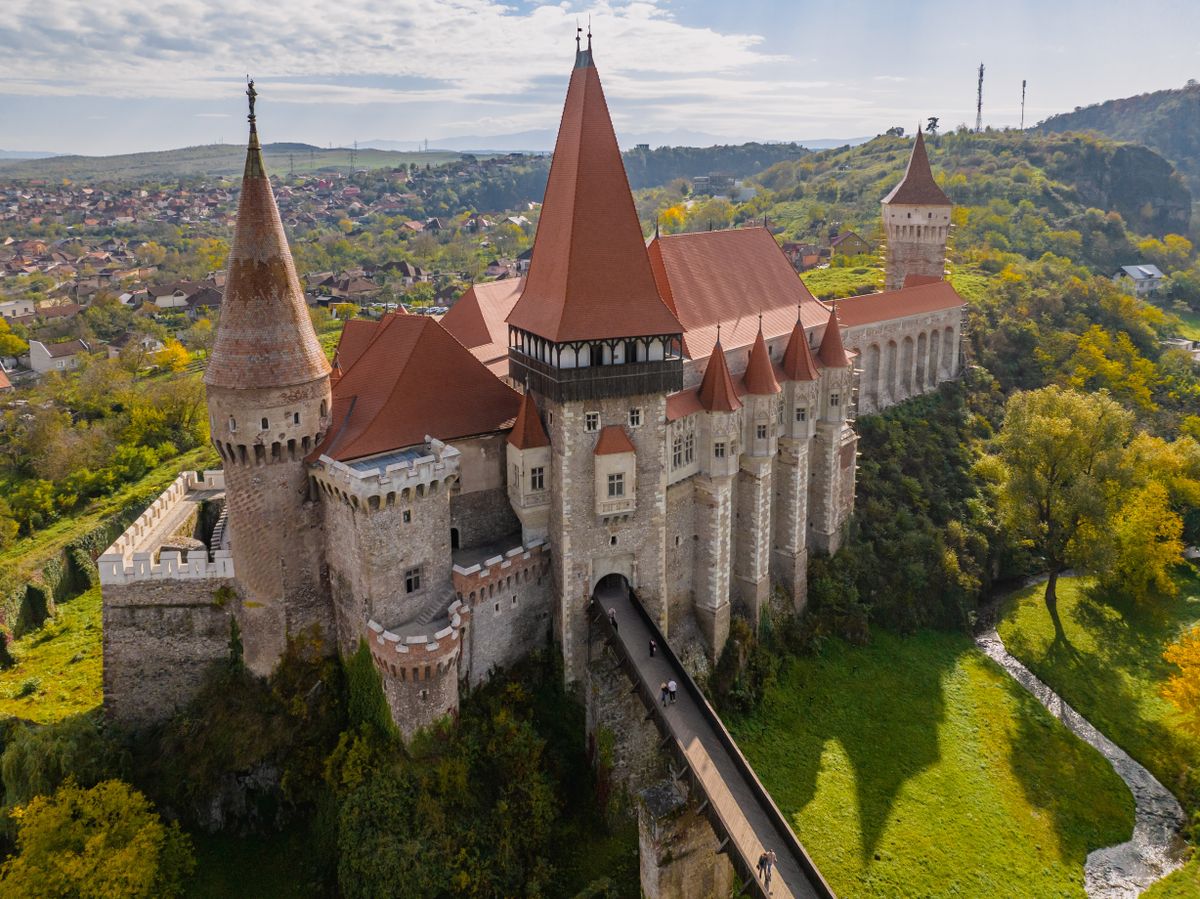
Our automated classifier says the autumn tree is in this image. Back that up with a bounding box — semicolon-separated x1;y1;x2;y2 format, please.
0;779;194;898
991;386;1133;637
1164;626;1200;736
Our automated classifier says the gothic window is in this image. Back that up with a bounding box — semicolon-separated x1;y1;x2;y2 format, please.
714;441;726;459
530;466;545;491
405;566;422;593
628;407;642;428
756;423;768;440
830;392;841;409
672;433;683;469
585;412;599;432
795;406;808;422
511;464;519;485
684;432;695;464
607;473;625;498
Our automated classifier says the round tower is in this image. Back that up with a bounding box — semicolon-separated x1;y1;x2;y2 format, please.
205;82;333;675
881;128;952;291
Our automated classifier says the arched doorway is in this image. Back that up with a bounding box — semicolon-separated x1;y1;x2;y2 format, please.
593;572;631;603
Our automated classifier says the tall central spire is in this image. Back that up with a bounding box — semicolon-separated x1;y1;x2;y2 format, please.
507;39;680;343
206;84;330;390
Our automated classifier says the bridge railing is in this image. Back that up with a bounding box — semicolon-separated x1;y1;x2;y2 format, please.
590;595;835;899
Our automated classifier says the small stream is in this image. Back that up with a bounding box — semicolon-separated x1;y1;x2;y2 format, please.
975;628;1186;898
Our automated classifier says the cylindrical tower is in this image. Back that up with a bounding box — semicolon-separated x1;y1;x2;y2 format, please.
204;83;333;675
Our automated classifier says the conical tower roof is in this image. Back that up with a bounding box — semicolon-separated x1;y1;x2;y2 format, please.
881;128;951;206
817;307;850;368
508;390;550;450
781;311;819;381
206;89;329;390
743;325;780;395
697;341;742;412
506;40;681;342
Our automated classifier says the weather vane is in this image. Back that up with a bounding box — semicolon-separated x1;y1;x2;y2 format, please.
246;76;257;125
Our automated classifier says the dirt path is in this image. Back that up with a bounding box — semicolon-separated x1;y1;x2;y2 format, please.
975;627;1186;897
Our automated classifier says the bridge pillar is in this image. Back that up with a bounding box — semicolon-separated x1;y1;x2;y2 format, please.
586;623;665;805
638;780;736;899
734;457;773;626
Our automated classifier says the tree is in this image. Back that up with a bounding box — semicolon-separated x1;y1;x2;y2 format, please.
0;318;28;358
0;779;194;898
183;318;214;357
156;339;191;372
992;386;1133;638
1164;626;1200;736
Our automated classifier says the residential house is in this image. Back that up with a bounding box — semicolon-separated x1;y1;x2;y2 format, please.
830;231;873;257
0;298;35;319
1114;264;1165;297
29;338;89;374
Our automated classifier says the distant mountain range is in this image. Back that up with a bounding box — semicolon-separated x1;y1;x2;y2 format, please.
0;150;57;160
363;131;872;154
1036;81;1200;193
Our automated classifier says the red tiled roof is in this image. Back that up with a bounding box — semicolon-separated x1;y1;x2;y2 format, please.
696;342;742;412
313;314;521;462
508;390;549;450
742;327;780;395
0;368;11;391
834;280;965;327
902;273;943;288
647;228;827;362
206;123;330;390
817;308;851;368
882;130;951;206
781;316;819;381
594;424;636;455
334;318;382;372
666;389;703;422
506;48;680;342
441;278;523;373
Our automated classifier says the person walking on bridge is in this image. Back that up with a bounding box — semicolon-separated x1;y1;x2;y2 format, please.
608;608;617;632
757;851;769;885
660;682;669;706
668;679;677;704
649;638;657;658
766;849;777;891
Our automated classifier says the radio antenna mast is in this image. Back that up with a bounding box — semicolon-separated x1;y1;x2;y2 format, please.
975;63;985;132
1020;79;1027;129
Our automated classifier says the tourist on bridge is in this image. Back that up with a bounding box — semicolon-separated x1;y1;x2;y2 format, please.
608;608;617;631
668;679;677;704
757;851;769;884
649;638;657;657
660;682;669;706
766;849;777;889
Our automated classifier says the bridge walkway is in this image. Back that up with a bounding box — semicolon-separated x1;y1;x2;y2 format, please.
592;582;835;899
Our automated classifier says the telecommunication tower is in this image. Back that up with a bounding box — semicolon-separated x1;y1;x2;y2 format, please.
1020;79;1027;129
975;63;985;132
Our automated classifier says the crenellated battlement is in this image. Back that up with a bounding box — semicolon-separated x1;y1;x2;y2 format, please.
452;538;549;602
366;597;468;679
98;470;229;585
312;437;461;510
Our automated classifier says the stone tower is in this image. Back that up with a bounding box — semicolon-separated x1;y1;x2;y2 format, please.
205;85;333;675
807;309;856;554
881;129;952;291
506;37;684;684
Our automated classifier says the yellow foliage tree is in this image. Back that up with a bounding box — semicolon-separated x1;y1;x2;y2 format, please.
156;339;191;373
0;779;194;898
1164;627;1200;736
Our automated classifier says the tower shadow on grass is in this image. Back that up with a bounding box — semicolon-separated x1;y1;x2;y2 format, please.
741;631;958;863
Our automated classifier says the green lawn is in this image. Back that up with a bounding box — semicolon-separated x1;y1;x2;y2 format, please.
801;264;883;300
997;570;1200;814
0;586;102;722
728;630;1134;898
1170;308;1200;341
1145;856;1200;897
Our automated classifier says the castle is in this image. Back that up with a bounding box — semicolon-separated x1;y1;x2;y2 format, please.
99;42;963;738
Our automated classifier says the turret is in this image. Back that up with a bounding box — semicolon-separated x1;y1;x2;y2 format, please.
881;128;952;291
506;391;552;542
205;82;333;674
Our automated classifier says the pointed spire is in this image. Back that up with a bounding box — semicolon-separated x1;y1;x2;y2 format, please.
882;127;951;206
508;41;679;342
743;320;779;395
782;306;819;381
205;87;330;390
817;307;850;368
697;339;742;412
508;390;550;450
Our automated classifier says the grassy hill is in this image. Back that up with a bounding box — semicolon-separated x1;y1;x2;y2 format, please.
0;143;469;182
752;130;1191;253
1036;82;1200;194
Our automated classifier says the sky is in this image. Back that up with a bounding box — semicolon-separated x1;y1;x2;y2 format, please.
1;0;1198;155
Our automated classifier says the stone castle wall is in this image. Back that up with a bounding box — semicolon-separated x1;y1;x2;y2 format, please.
453;540;552;686
451;487;520;549
664;481;696;630
883;202;951;291
848;310;961;416
368;608;464;741
103;577;235;727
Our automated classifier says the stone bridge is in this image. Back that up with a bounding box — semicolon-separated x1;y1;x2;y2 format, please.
591;580;835;899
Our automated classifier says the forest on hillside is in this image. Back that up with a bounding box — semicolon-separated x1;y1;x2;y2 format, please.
1037;81;1200;193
